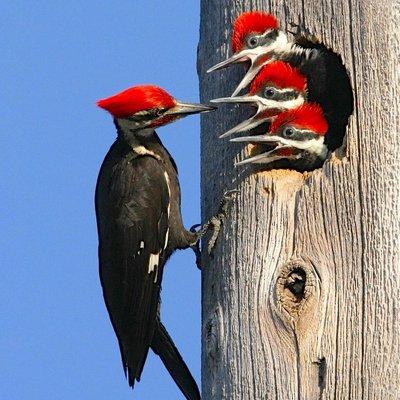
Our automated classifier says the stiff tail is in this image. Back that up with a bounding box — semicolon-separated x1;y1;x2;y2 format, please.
151;321;201;400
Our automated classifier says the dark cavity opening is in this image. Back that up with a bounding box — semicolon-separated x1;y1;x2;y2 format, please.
285;267;306;301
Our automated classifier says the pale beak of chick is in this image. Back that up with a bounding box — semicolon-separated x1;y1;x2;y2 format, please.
231;64;265;97
211;96;284;138
206;49;257;73
207;49;270;97
231;135;301;166
235;144;299;166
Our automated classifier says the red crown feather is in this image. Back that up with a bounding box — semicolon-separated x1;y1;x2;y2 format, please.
96;85;176;118
250;61;307;94
270;103;328;135
232;12;279;53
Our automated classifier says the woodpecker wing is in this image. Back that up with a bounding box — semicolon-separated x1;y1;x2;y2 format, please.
96;142;170;386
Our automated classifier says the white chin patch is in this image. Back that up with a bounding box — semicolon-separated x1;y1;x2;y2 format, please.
304;137;328;158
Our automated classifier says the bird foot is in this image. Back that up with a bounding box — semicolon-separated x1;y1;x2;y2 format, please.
190;189;238;269
206;189;238;257
189;224;203;270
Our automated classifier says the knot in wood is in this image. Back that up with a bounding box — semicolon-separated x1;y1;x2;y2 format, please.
276;260;316;321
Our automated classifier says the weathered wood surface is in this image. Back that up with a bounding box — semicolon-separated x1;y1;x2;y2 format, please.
198;1;400;399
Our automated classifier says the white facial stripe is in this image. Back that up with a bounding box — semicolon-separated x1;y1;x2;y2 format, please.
275;88;298;94
257;96;304;110
279;136;327;157
268;30;289;53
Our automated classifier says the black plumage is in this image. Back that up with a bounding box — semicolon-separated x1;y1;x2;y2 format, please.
95;125;199;399
276;36;354;151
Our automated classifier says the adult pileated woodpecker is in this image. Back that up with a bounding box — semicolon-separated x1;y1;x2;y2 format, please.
207;11;353;151
231;103;329;171
211;61;307;138
95;85;215;400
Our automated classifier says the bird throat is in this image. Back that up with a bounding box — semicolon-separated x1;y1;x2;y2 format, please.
114;118;163;161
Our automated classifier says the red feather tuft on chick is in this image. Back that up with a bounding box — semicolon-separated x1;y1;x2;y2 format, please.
270;104;328;135
232;12;279;53
250;61;307;94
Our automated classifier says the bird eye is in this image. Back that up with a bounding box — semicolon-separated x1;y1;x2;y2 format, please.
263;87;276;98
246;35;259;48
283;127;295;138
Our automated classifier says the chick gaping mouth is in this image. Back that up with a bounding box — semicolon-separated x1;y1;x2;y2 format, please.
232;133;302;166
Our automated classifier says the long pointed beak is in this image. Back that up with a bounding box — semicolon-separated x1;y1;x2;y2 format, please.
218;115;263;138
210;95;260;104
165;101;216;117
230;134;284;143
206;50;251;73
236;144;299;166
231;135;326;155
231;65;264;97
211;95;276;138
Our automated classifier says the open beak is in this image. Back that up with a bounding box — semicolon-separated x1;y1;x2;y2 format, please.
165;101;217;117
235;144;300;165
231;65;265;97
206;49;256;73
207;49;269;97
231;134;307;148
211;96;282;138
231;136;300;166
231;135;299;165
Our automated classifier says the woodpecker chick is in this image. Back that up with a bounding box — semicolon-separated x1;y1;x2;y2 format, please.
207;12;284;96
207;11;353;151
96;85;215;400
211;61;307;138
231;103;328;171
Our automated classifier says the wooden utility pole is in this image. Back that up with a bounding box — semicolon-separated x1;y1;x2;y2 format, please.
198;1;399;399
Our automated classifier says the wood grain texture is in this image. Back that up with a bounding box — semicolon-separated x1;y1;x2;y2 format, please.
198;1;400;399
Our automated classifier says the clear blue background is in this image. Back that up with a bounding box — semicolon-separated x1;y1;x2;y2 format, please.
0;1;203;399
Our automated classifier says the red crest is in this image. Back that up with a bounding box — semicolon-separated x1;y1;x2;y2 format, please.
232;12;279;53
250;61;307;94
270;104;328;135
97;85;176;118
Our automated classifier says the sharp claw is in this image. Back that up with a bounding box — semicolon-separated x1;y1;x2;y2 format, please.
195;189;238;260
190;223;202;233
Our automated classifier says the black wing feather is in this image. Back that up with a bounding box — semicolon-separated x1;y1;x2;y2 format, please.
286;36;354;150
95;141;169;386
151;320;201;400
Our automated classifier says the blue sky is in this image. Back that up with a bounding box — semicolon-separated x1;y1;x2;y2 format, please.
0;1;203;398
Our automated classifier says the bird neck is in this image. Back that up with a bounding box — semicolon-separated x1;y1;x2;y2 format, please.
114;118;178;172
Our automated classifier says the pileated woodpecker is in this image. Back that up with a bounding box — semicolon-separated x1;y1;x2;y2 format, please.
231;103;329;171
207;11;353;151
95;84;215;400
211;61;307;138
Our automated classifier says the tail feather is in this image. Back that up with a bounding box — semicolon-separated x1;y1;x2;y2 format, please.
151;321;201;400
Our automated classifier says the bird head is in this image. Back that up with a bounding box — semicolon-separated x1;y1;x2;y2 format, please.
207;12;289;96
212;61;307;138
231;103;328;167
97;85;215;130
